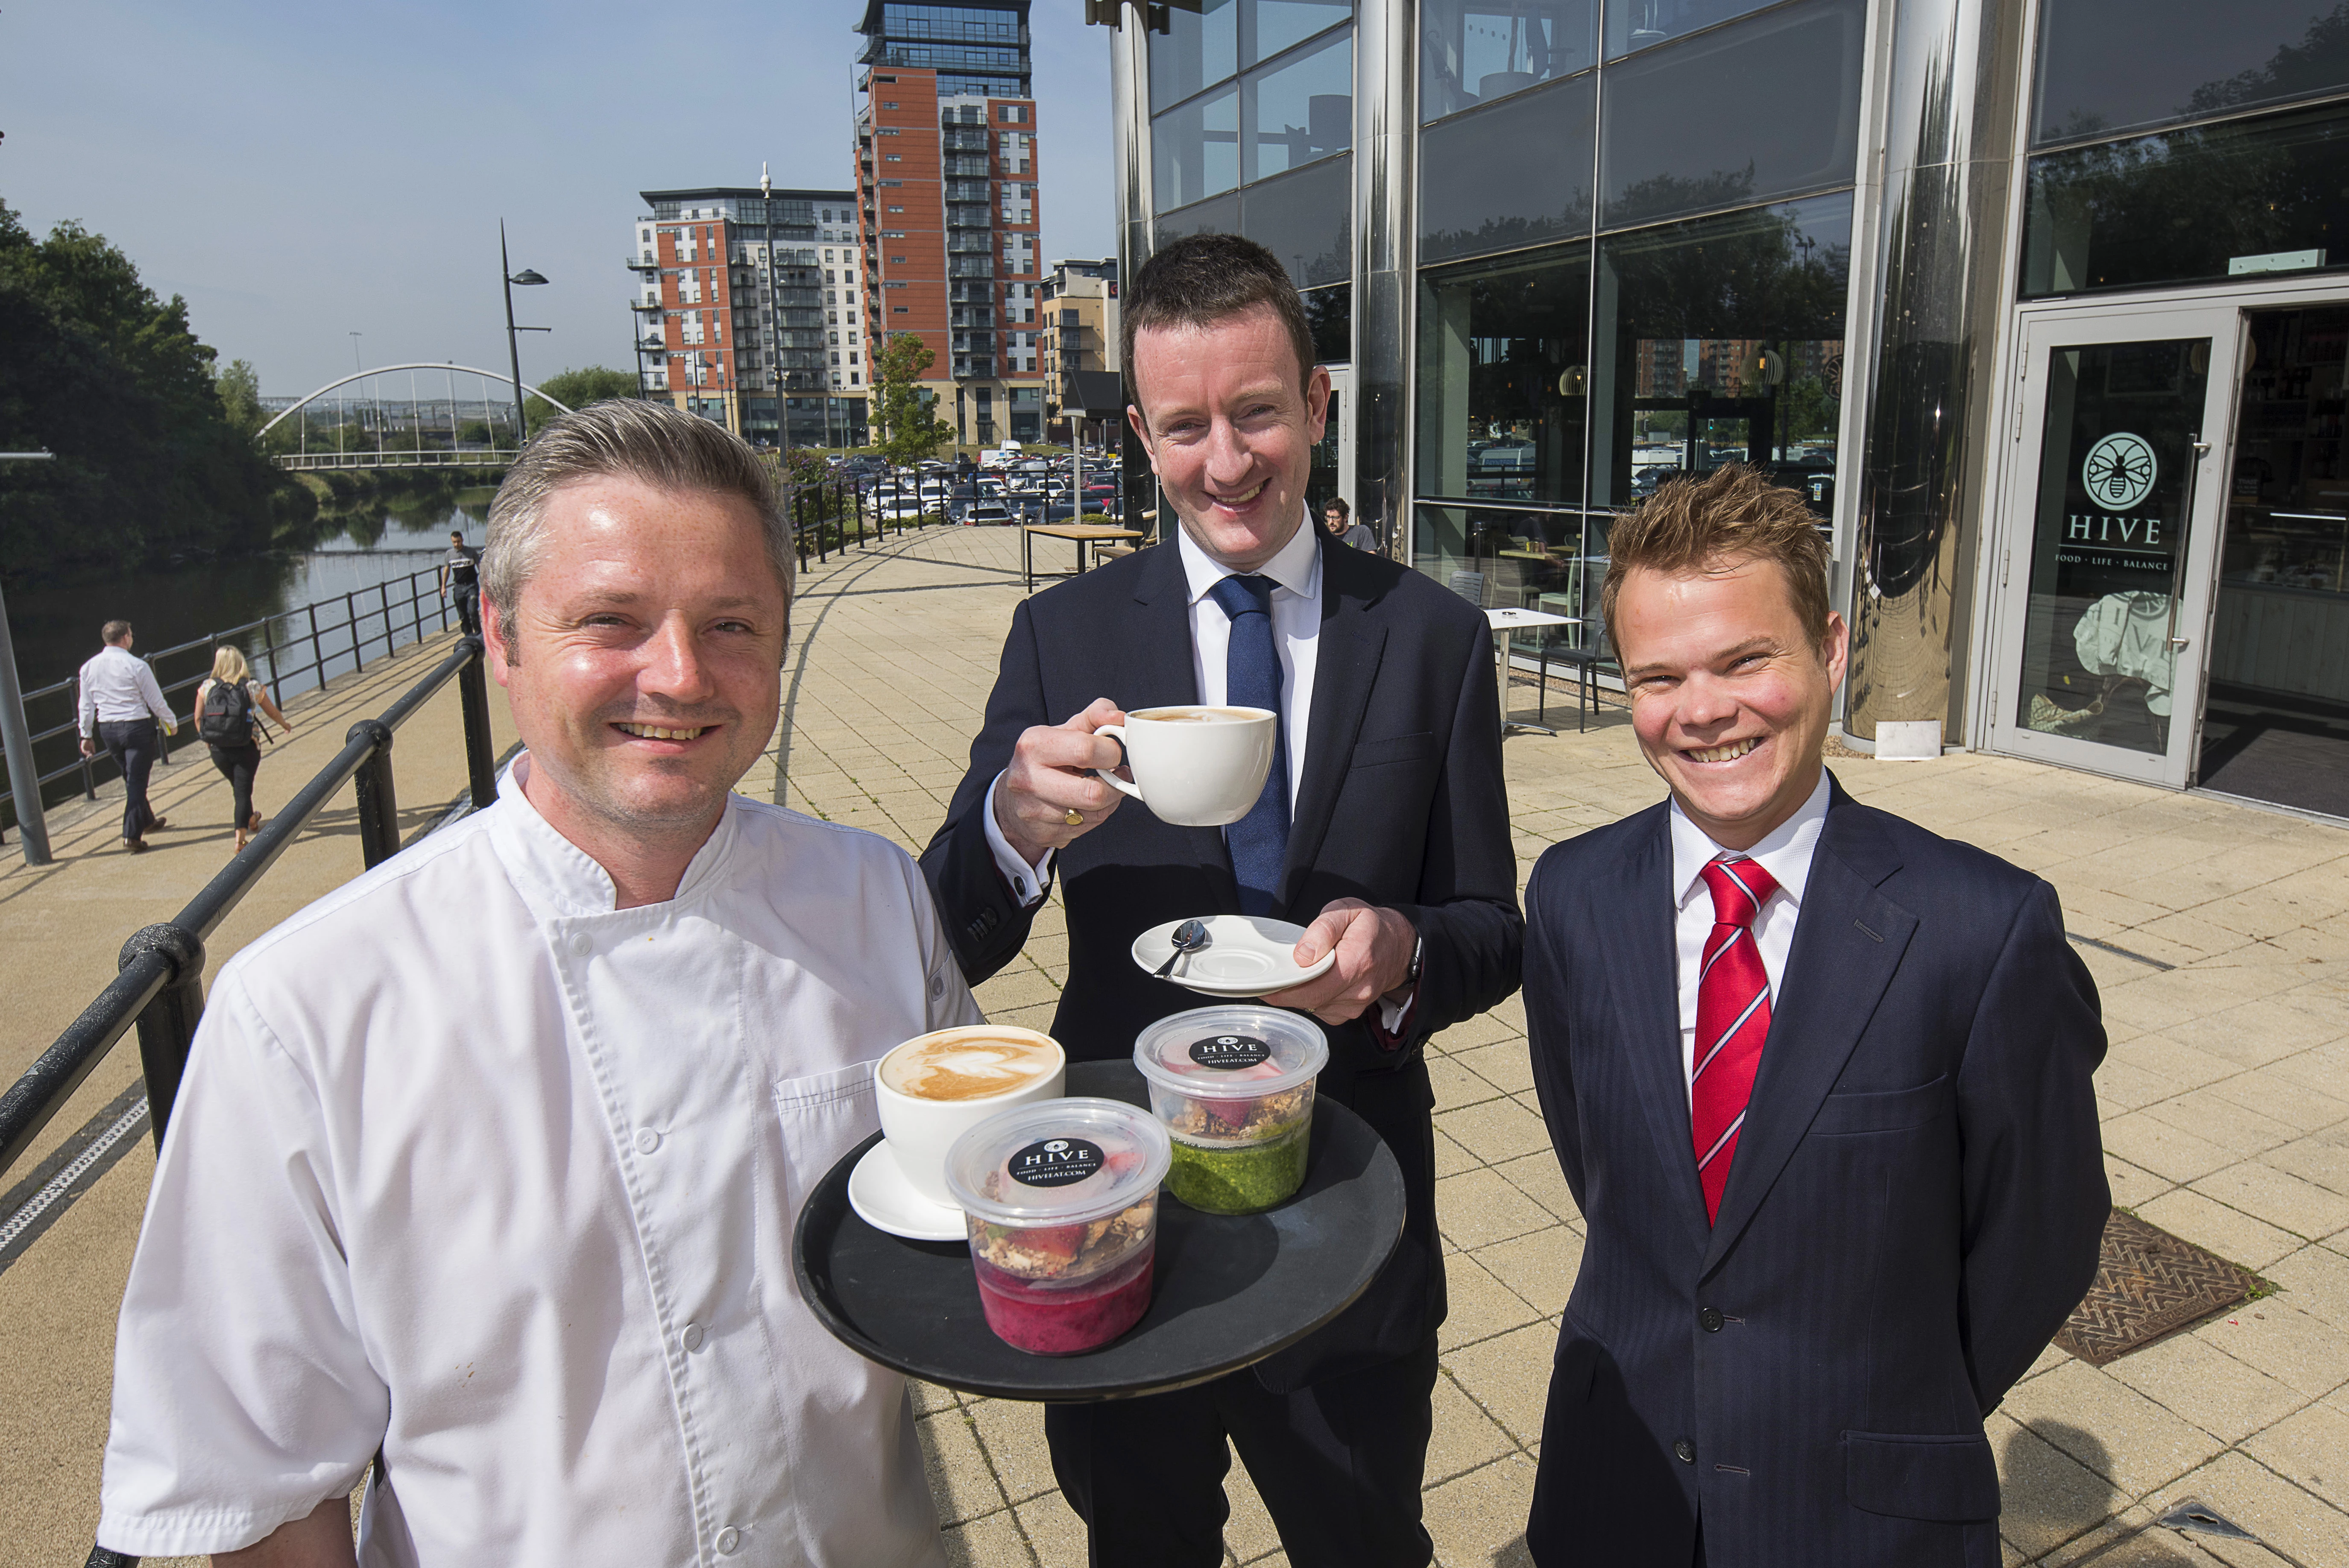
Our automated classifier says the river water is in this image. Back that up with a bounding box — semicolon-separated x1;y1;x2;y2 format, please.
3;491;496;816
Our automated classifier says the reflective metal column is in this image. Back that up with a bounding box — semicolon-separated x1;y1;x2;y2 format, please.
1110;5;1157;531
1845;0;2030;741
1353;0;1416;557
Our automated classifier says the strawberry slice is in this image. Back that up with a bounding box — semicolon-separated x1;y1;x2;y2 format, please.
1017;1223;1088;1264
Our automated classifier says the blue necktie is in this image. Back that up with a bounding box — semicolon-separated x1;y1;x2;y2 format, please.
1207;573;1290;916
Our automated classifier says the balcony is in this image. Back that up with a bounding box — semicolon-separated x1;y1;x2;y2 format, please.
943;155;990;176
626;253;659;271
632;297;664;313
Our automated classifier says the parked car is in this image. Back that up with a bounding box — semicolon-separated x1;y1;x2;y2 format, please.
963;501;1019;527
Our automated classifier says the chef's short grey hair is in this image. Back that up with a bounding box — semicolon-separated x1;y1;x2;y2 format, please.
483;400;795;633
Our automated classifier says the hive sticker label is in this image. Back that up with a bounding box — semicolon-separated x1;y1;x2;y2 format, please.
1190;1034;1272;1070
1010;1137;1105;1187
2082;432;2157;512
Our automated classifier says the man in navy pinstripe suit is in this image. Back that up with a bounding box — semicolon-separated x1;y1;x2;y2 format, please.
1520;466;2109;1568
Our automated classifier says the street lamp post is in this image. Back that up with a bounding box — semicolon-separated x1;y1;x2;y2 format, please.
501;220;549;448
0;450;57;866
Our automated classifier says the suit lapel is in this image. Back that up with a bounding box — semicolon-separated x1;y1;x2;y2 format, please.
1123;542;1236;904
1700;788;1915;1278
1593;805;1717;1257
1280;534;1385;914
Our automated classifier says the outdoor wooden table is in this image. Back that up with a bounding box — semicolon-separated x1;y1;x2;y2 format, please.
1023;523;1143;594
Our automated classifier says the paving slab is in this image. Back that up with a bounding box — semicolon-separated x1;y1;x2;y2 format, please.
5;525;2346;1564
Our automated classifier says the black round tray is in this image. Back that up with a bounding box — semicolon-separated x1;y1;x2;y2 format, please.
793;1059;1406;1401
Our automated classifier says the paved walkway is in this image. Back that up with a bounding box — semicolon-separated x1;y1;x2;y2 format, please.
2;524;2344;1566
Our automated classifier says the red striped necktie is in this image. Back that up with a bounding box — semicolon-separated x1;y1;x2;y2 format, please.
1692;856;1780;1223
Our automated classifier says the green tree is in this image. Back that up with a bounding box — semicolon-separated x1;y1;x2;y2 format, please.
524;365;641;436
870;334;955;465
0;201;309;580
214;358;265;438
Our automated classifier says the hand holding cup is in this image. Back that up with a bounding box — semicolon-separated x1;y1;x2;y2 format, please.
994;698;1130;865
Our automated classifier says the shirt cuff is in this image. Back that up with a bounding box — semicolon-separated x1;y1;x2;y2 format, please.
981;771;1055;909
1369;981;1418;1048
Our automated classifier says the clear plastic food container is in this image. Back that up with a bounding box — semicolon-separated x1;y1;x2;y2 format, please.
944;1098;1172;1355
1132;1006;1330;1215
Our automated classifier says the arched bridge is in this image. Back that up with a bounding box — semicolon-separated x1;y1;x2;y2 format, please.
259;363;574;472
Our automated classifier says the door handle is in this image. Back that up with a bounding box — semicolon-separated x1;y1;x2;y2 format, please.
2167;636;2191;649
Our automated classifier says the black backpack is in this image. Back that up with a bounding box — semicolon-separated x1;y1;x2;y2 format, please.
200;680;255;745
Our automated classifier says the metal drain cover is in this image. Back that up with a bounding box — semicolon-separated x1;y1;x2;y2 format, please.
2053;1210;2260;1366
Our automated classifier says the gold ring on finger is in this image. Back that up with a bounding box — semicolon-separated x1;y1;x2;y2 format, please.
1064;807;1085;826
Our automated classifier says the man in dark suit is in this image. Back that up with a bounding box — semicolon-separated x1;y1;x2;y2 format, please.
1520;465;2108;1568
923;234;1521;1567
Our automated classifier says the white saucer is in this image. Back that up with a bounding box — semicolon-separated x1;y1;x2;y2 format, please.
847;1141;969;1242
1130;914;1338;998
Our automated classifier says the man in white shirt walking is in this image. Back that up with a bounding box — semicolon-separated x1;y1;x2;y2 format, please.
100;401;974;1568
77;620;178;851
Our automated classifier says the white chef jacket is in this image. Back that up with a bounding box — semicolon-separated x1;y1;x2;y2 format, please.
1668;769;1830;1106
100;755;978;1568
77;643;175;735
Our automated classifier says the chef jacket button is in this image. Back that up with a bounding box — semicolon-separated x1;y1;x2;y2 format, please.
634;1128;662;1155
1699;1307;1725;1333
714;1525;741;1554
1674;1438;1697;1465
682;1322;706;1352
567;932;592;957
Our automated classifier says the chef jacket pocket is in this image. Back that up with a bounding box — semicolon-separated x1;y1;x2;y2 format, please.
773;1061;882;1215
1811;1075;1954;1136
1843;1430;1999;1521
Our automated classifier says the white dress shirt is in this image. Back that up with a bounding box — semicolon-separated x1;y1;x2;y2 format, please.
77;644;175;736
986;511;1322;903
101;757;976;1567
1669;770;1831;1104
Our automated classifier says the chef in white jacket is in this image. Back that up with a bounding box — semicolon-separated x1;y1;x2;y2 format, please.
100;401;975;1567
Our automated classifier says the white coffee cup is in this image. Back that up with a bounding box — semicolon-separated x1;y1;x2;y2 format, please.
874;1026;1068;1208
1096;706;1278;826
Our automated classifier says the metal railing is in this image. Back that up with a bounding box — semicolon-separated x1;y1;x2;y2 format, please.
0;634;497;1191
2;639;497;1568
2;563;460;835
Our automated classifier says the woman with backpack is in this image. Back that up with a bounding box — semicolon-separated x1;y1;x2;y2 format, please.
194;646;293;853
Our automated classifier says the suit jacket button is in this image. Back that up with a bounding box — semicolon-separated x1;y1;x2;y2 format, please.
1674;1438;1696;1465
1699;1307;1725;1333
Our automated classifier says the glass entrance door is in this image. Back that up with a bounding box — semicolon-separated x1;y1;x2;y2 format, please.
1990;308;2242;787
1311;366;1353;527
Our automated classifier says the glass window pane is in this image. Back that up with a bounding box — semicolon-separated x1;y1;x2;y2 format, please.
1604;0;1781;59
1151;0;1239;109
1304;282;1353;362
1589;193;1851;513
1253;0;1356;67
1420;0;1597;121
1412;503;1610;649
1599;0;1864;230
2032;0;2349;149
1241;156;1354;288
2021;102;2349;298
1154;192;1242;247
1415;241;1592;508
1420;72;1595;264
1246;28;1353;182
2013;339;2211;752
1153;83;1240;212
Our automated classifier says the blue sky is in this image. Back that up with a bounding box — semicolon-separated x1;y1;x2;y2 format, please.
0;0;1116;397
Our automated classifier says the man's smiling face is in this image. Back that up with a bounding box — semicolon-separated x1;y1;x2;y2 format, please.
485;475;788;846
1616;556;1847;850
1128;304;1329;572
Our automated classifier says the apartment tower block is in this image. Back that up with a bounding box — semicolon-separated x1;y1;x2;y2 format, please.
854;0;1049;448
627;185;868;449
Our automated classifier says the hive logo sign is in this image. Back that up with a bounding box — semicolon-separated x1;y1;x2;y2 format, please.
2082;432;2158;512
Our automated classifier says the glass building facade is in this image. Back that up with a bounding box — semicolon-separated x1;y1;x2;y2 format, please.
1106;0;2349;818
